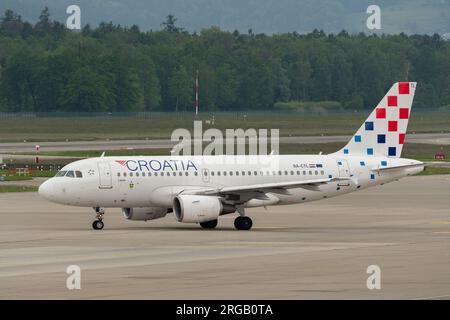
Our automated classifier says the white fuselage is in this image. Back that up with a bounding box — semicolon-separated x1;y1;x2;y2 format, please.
38;154;423;209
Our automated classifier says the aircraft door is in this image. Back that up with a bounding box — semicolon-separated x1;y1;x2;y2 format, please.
336;159;351;187
98;162;113;189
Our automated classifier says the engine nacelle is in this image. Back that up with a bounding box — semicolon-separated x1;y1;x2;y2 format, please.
122;207;168;221
173;195;235;223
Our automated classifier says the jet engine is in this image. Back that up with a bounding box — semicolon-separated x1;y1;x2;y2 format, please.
122;207;169;221
173;195;235;223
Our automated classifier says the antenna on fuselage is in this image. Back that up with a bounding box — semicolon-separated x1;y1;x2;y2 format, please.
100;152;105;157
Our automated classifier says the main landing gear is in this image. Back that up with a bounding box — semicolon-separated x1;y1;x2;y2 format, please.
199;205;254;231
199;217;253;230
200;219;218;229
199;216;253;230
233;205;253;231
234;216;253;230
92;207;105;230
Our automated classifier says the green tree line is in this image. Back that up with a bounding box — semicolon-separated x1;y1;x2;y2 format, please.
0;8;450;113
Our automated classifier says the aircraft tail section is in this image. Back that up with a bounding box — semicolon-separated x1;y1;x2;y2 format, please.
334;82;417;158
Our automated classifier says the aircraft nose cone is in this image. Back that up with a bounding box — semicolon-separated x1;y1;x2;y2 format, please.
38;179;54;200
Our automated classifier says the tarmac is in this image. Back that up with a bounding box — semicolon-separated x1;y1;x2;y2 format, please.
0;133;449;154
0;174;449;299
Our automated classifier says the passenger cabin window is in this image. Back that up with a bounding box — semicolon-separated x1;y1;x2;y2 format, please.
75;171;83;178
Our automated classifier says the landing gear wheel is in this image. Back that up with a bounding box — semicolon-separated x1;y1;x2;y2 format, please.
200;219;218;229
92;207;105;230
234;216;253;231
92;220;104;230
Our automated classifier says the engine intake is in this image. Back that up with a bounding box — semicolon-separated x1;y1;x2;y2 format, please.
173;195;235;223
122;207;168;221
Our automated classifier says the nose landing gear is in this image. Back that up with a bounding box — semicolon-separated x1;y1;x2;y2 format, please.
92;220;104;230
92;207;105;230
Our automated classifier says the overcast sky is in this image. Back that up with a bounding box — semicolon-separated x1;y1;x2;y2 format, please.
1;0;450;35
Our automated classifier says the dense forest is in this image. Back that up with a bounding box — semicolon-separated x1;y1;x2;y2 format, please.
0;8;450;113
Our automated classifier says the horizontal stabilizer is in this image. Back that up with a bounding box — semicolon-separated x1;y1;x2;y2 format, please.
371;163;424;172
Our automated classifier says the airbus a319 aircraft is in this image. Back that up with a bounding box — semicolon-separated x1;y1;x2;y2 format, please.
39;82;424;231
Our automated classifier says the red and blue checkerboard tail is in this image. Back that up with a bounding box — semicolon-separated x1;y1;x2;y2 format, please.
334;82;417;158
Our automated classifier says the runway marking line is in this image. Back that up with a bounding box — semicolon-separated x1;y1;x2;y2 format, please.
431;221;450;225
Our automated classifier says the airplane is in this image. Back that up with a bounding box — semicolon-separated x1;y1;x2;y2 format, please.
38;82;424;231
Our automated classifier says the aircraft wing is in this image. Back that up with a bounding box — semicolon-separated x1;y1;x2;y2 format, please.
181;177;349;196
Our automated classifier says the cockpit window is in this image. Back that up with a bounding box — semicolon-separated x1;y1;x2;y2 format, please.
66;171;75;178
55;171;67;177
75;171;83;178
